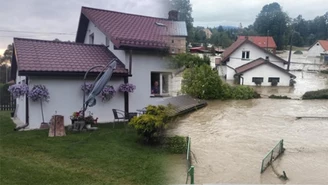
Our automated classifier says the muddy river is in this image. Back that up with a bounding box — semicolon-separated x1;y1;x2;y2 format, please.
167;51;328;184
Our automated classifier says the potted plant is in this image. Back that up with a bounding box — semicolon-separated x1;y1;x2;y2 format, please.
100;85;116;102
28;85;50;125
8;84;29;98
118;83;136;93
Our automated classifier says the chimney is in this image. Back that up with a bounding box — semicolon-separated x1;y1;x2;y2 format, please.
168;10;178;21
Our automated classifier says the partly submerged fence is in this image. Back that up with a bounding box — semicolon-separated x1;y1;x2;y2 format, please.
261;139;285;173
186;136;195;184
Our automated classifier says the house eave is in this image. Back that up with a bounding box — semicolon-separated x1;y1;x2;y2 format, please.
18;71;131;77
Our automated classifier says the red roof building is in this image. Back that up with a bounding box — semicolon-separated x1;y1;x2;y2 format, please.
237;36;277;54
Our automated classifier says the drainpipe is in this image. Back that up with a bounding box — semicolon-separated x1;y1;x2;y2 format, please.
14;76;29;131
129;50;132;75
240;76;244;85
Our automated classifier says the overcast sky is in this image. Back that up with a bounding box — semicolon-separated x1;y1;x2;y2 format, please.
0;0;327;55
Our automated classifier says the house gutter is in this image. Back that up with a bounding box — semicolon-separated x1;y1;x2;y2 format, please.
14;76;29;131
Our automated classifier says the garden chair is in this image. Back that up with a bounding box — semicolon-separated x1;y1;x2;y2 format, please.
112;109;137;129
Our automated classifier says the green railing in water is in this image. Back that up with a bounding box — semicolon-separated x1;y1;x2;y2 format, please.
186;136;195;184
261;139;285;173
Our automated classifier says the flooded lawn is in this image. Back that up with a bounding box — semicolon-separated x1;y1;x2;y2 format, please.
167;99;328;184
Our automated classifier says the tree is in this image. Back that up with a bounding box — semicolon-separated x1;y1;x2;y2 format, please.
170;0;194;43
0;44;13;65
253;2;289;50
169;53;210;69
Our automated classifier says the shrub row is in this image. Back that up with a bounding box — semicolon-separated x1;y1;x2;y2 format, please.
302;89;328;99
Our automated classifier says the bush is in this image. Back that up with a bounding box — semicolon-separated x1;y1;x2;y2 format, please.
269;95;291;99
302;89;328;100
162;136;187;154
181;64;224;99
181;65;260;100
320;70;328;74
294;50;303;54
169;53;210;69
129;105;172;144
230;85;258;100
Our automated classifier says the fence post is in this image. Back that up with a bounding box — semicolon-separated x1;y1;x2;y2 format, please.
190;166;194;184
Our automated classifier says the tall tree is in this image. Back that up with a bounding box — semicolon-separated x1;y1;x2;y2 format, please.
253;2;289;50
0;44;13;65
170;0;194;43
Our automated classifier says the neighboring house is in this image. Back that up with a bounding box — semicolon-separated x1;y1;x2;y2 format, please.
308;40;328;57
237;36;277;54
11;6;187;129
216;38;296;86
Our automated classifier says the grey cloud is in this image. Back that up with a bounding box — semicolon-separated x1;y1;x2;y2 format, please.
0;0;171;52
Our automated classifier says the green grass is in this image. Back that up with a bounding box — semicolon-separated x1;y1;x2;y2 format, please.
0;111;174;185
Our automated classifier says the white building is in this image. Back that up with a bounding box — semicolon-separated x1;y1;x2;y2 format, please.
11;7;187;130
308;40;328;57
216;38;296;86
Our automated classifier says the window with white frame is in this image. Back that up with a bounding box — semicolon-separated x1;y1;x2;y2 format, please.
150;72;171;96
242;51;250;59
89;33;94;44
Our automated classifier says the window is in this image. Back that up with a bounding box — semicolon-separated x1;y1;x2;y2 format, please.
105;37;110;47
171;48;175;53
268;77;280;86
172;39;174;43
252;77;263;86
89;33;94;44
242;51;250;59
151;72;171;96
265;56;269;60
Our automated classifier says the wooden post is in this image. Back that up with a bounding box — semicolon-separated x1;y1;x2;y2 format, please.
48;115;66;137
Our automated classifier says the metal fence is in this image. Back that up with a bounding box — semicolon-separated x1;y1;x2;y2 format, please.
261;139;285;173
186;136;195;184
0;94;15;111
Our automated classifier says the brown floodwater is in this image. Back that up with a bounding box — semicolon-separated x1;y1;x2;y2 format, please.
167;99;328;184
166;51;328;184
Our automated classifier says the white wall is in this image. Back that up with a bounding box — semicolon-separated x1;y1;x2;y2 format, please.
226;42;286;80
308;42;325;57
84;21;128;65
241;64;291;86
15;72;26;123
129;52;174;112
26;77;124;129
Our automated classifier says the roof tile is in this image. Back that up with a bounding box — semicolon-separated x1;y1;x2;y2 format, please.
14;38;127;74
80;7;187;49
238;36;277;48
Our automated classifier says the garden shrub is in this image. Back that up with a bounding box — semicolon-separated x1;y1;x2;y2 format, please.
162;136;187;154
302;89;328;100
294;50;303;54
320;70;328;74
129;105;172;143
269;95;291;99
181;64;260;100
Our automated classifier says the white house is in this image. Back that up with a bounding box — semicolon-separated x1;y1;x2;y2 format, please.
216;38;296;86
308;40;328;57
11;6;187;130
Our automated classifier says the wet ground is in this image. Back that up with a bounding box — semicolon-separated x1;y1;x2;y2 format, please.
167;51;328;184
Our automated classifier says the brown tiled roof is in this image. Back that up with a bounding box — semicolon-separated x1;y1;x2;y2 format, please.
318;40;328;51
238;36;277;48
77;7;187;49
221;39;287;64
235;58;296;78
14;38;127;75
221;39;247;62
